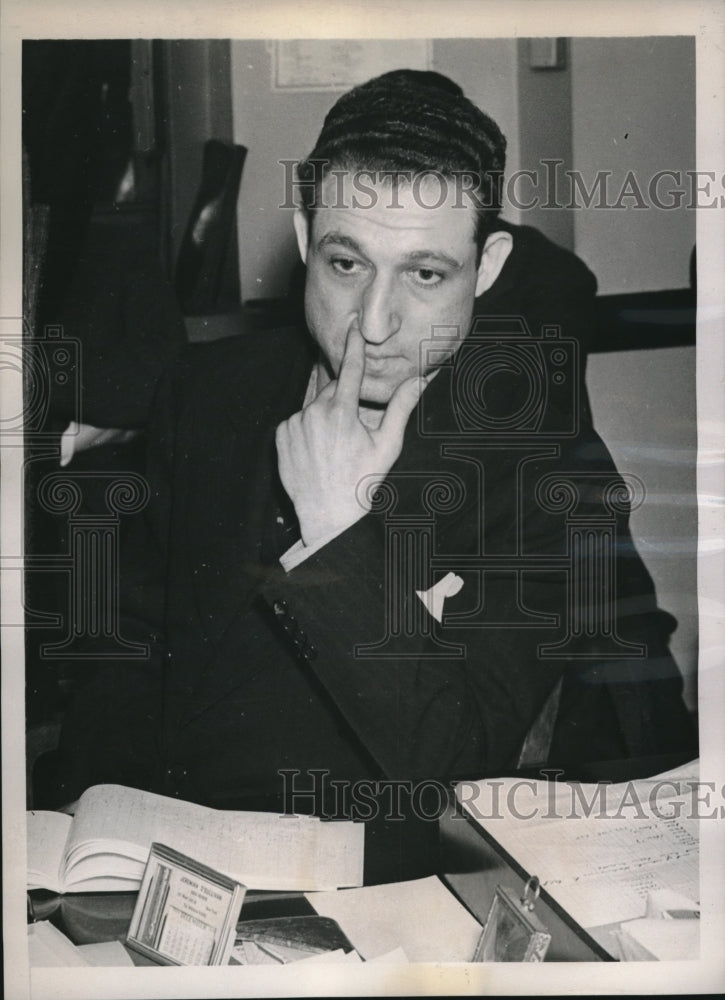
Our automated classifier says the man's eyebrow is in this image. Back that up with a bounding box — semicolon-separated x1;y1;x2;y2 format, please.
316;232;366;255
316;233;464;270
402;249;464;270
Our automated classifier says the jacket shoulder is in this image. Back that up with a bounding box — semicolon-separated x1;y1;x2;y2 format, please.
168;325;313;403
486;220;598;301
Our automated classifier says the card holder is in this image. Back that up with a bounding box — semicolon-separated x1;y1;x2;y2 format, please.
126;843;246;966
473;877;552;962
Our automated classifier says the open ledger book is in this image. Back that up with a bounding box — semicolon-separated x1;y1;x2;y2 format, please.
456;759;700;932
27;784;364;894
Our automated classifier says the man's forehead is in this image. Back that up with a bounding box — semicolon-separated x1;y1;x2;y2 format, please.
310;170;479;249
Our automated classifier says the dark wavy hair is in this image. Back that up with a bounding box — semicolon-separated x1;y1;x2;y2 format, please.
296;69;507;260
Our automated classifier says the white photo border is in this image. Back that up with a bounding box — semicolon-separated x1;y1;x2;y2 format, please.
2;1;723;997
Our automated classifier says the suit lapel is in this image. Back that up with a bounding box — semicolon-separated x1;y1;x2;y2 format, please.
392;364;486;571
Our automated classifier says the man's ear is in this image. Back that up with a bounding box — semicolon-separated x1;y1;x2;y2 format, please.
293;208;310;264
474;230;514;297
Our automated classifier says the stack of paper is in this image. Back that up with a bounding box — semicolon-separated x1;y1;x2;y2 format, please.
28;922;90;968
613;917;699;961
76;942;135;967
28;921;135;968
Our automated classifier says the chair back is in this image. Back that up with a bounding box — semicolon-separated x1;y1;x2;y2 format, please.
175;139;247;315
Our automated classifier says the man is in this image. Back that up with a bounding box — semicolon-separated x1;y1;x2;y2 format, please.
54;71;695;880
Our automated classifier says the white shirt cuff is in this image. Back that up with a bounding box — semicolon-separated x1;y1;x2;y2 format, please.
279;527;346;572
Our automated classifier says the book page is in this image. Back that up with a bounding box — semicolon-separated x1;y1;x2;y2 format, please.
62;784;363;891
456;761;700;929
26;810;73;892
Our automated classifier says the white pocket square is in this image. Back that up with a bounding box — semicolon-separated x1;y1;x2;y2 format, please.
416;572;464;623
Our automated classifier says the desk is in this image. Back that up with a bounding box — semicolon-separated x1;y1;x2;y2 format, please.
30;855;616;966
34;759;696;965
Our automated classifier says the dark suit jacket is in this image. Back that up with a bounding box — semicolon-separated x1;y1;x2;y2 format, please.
52;221;187;429
57;320;695;823
476;220;598;348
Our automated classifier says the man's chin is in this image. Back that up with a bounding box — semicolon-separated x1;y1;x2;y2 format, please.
359;383;397;408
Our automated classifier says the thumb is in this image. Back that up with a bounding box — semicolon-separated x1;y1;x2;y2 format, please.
377;375;427;451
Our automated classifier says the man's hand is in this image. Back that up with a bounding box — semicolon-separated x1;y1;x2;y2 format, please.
60;421;139;467
276;328;426;548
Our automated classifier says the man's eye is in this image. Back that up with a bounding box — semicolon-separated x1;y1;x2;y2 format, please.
411;268;444;287
331;257;363;275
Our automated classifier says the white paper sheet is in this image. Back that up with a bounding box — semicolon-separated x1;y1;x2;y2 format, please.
457;760;700;929
305;875;483;962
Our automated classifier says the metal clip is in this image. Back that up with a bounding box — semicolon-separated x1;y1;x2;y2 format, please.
520;876;541;912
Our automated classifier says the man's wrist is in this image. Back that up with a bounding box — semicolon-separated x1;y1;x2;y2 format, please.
297;503;367;550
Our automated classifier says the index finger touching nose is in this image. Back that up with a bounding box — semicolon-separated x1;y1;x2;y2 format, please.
335;325;365;406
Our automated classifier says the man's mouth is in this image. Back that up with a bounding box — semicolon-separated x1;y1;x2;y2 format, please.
364;353;399;366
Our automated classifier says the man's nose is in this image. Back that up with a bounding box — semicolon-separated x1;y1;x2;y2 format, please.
358;273;401;344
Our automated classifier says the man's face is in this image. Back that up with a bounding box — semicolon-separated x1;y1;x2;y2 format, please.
294;173;511;407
